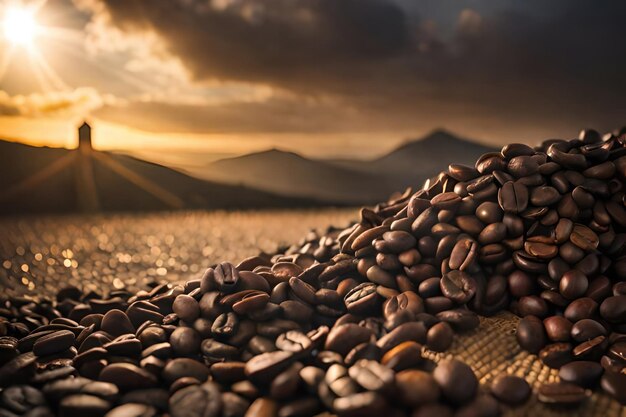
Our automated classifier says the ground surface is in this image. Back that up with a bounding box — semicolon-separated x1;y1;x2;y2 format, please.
0;209;622;416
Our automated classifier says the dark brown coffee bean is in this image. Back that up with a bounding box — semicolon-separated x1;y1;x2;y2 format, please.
104;403;158;417
440;271;476;304
570;319;607;343
376;322;426;353
380;341;423;372
244;351;293;385
170;327;201;356
101;310;135;338
539;343;573;368
498;181;528;214
426;322;453;352
331;391;386;416
564;298;598;322
543;316;572;342
516;316;546;354
530;186;561;206
396;369;440;407
169;382;222;417
433;359;477;405
344;283;380;315
99;363;157;391
275;331;312;354
162;358;210;385
601;371;626;405
59;394;111;417
348;359;394;392
600;295;626;323
215;262;240;292
0;353;37;387
32;330;75;357
538;382;590;406
570;224;599;251
559;270;589;300
558;361;603;388
324;324;373;356
172;295;200;323
490;374;531;405
517;295;548;318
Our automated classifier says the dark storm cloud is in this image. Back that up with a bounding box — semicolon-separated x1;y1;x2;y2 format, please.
83;0;626;138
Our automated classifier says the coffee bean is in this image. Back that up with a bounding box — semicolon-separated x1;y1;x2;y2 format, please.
325;324;373;356
32;330;75;357
59;394;111;417
433;360;477;405
539;343;573;368
348;359;394;392
570;319;607;343
170;327;201;356
490;374;531;405
169;382;222;417
395;369;439;407
559;270;589;299
214;262;240;292
172;295;200;323
332;391;386;416
538;382;590;406
601;371;626;405
543;316;572;342
440;271;476;304
344;283;380;316
558;361;603;388
244;351;293;385
426;322;453;352
516;316;546;354
600;295;626;323
104;403;158;417
498;181;528;214
99;363;157;391
162;358;210;385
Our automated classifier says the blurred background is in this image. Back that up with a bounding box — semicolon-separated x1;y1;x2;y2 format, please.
1;0;625;214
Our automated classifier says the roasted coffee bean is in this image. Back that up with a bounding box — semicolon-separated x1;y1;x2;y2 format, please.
601;371;626;405
344;283;379;315
244;351;293;385
498;181;528;214
570;319;607;343
395;369;440;407
214;262;240;292
59;394;111;417
490;374;531;405
559;361;603;388
172;295;200;323
559;270;589;299
104;403;158;417
426;322;453;352
101;310;135;338
543;316;572;342
440;271;476;304
433;359;478;405
600;295;626;323
538;382;590;406
169;382;222;417
539;343;573;368
516;316;546;354
348;359;394;392
99;363;157;391
325;324;373;356
32;330;75;357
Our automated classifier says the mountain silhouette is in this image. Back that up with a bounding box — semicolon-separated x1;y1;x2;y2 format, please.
0;140;327;215
198;148;391;204
198;129;497;203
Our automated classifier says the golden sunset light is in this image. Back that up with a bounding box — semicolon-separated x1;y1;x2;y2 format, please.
2;6;38;47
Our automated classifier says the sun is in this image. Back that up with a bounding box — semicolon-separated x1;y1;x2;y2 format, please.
2;6;39;47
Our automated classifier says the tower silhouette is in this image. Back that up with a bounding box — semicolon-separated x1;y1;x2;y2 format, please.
75;120;99;212
78;121;92;150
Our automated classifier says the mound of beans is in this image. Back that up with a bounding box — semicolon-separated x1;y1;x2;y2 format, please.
0;128;625;416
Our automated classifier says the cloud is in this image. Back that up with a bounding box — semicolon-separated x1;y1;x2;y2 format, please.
74;0;626;140
0;87;113;117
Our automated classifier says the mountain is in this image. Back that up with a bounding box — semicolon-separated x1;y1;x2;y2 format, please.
195;148;393;204
362;129;498;189
0;140;327;215
197;129;498;203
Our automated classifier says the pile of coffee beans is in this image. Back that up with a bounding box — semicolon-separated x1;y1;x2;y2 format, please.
0;128;624;416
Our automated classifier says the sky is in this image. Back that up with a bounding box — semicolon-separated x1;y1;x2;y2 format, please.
0;0;625;162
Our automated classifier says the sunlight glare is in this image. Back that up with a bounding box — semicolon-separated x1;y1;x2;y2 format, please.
3;7;39;47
